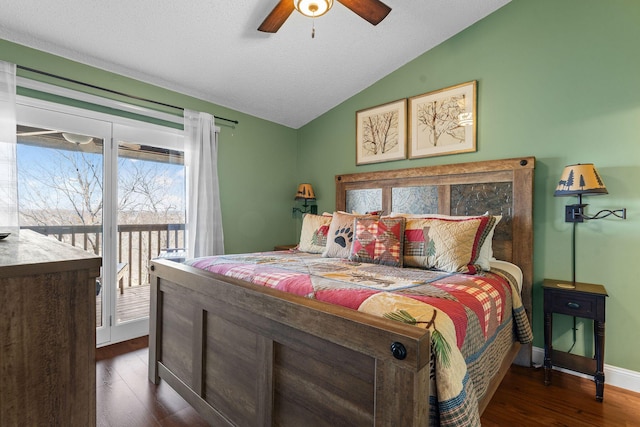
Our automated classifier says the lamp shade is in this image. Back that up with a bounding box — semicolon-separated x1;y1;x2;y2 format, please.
295;183;316;200
554;163;608;197
294;0;333;17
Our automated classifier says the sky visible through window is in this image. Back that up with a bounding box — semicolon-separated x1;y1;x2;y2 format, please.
17;139;185;227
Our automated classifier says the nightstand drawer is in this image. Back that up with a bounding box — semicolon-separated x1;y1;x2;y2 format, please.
549;292;599;317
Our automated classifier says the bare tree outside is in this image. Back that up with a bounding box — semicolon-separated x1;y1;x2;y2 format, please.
118;157;184;224
19;144;104;253
17;129;185;290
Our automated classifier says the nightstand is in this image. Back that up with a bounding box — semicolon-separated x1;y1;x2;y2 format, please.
274;244;297;251
543;279;608;401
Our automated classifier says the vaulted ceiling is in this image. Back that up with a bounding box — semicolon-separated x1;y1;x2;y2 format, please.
0;0;510;128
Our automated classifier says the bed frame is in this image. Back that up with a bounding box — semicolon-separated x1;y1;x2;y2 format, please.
148;156;534;426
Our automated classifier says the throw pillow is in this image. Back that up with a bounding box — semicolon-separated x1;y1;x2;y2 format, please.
323;211;375;258
349;217;405;267
297;213;332;253
403;215;495;273
394;212;500;271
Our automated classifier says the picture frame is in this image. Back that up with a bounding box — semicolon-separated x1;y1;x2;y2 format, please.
408;81;477;159
356;98;407;165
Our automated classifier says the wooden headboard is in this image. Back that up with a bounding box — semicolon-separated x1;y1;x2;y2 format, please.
335;157;535;364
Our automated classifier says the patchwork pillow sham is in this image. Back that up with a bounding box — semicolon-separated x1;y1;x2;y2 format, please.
297;213;332;253
403;215;496;273
349;217;405;267
392;212;501;270
322;211;376;259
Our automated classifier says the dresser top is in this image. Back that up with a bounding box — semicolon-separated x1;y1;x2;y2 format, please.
0;229;101;275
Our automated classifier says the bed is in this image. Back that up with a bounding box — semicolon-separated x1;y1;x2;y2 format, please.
148;156;535;426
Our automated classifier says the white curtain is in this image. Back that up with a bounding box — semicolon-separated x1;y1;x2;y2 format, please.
0;61;18;235
184;109;224;257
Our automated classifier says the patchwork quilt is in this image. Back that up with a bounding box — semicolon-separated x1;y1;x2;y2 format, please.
187;251;533;426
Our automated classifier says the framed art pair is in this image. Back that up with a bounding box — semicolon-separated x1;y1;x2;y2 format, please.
355;81;477;165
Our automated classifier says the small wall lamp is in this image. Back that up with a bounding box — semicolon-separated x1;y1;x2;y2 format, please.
554;163;626;285
554;163;626;222
292;183;317;216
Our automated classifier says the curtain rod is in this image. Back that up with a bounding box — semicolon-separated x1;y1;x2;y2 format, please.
17;65;239;125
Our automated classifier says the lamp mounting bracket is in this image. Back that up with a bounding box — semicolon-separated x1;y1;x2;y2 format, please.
565;204;586;223
293;204;318;216
564;203;627;222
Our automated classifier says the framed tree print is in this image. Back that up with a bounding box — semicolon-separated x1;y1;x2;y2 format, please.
356;99;407;165
408;81;477;159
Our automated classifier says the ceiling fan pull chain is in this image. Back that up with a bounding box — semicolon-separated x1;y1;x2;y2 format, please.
312;20;315;38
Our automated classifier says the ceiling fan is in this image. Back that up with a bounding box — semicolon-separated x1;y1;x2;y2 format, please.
17;128;94;145
258;0;392;33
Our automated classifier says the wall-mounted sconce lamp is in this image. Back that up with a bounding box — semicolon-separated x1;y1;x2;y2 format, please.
554;163;626;285
292;183;317;216
554;163;626;222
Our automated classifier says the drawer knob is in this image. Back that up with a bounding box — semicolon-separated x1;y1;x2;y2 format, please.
567;302;581;309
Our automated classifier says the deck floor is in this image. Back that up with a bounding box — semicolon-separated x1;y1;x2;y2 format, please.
96;284;150;326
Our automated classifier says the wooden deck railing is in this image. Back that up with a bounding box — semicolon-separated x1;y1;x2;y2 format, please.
21;223;185;288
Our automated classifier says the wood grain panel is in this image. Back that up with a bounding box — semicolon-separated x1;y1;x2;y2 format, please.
0;230;100;426
375;359;430;426
203;312;263;426
274;341;375;426
160;280;195;386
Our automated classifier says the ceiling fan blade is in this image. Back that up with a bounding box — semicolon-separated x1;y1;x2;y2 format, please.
338;0;391;25
258;0;296;33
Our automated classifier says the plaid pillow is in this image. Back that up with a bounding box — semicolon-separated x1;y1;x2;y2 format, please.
349;217;405;267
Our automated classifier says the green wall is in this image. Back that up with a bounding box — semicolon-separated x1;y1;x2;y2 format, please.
0;39;300;254
297;0;640;372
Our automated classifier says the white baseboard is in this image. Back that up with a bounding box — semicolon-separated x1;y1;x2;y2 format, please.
532;346;640;394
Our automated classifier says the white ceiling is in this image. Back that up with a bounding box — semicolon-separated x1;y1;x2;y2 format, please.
0;0;510;129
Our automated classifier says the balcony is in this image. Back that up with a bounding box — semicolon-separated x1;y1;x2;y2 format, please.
21;223;185;327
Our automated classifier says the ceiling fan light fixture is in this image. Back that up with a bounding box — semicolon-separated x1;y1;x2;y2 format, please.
294;0;333;18
62;132;94;145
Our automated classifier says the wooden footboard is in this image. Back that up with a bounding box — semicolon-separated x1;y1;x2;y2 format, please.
149;259;433;426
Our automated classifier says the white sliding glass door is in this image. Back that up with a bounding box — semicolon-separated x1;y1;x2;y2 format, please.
109;123;185;343
16;100;185;346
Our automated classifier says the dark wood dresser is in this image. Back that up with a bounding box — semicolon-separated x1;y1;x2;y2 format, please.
0;230;102;426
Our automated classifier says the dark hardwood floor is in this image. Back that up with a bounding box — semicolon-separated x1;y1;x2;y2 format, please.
97;338;640;426
96;337;208;427
481;364;640;426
